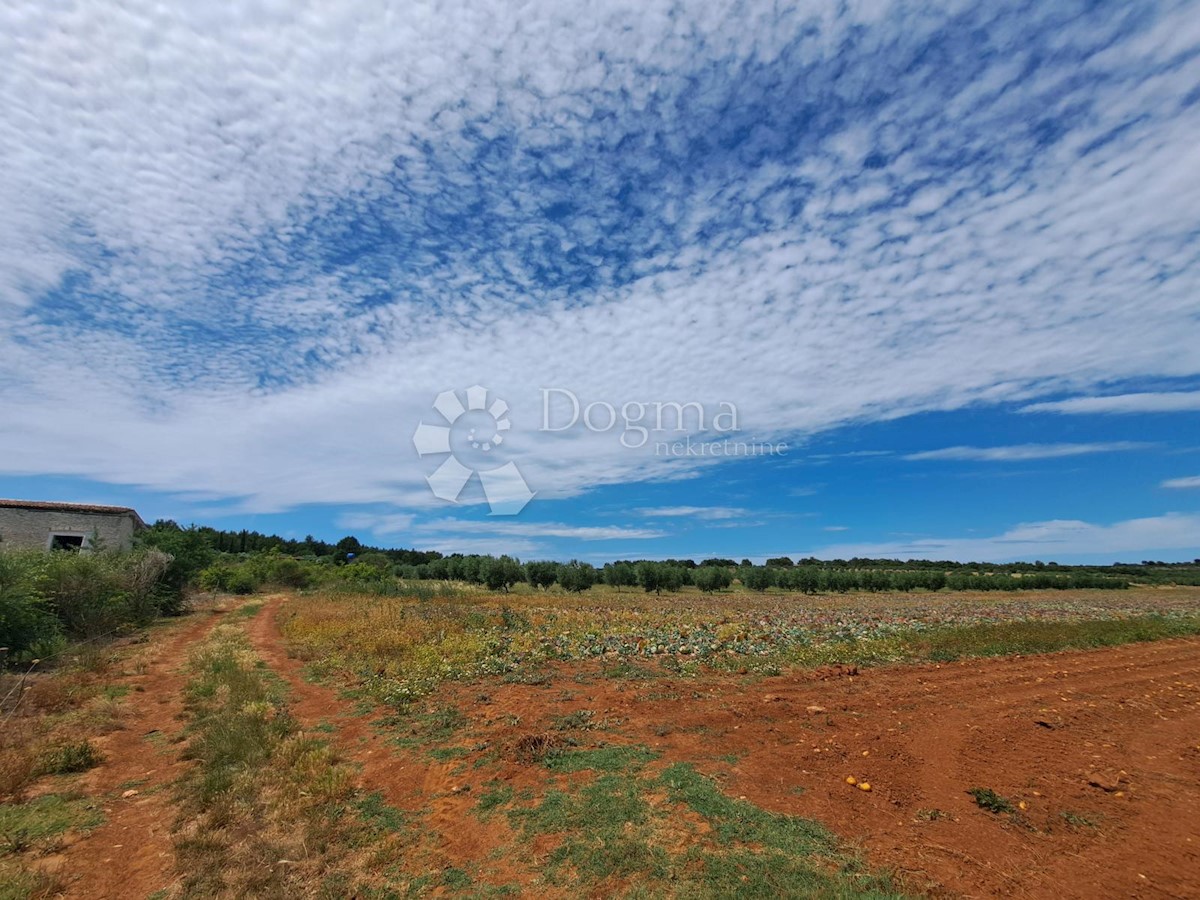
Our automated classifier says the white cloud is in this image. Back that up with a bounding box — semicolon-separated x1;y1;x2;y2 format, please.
823;525;849;532
814;513;1200;562
904;442;1149;462
0;2;1197;517
637;506;747;520
418;520;664;540
1163;475;1200;489
1021;392;1200;415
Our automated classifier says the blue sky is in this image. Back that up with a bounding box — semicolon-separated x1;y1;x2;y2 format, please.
1;0;1198;563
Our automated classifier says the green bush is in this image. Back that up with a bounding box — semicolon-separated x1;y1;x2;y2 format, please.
0;552;62;659
0;548;174;659
36;740;102;775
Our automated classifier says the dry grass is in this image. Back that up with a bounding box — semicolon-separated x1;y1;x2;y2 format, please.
171;623;409;899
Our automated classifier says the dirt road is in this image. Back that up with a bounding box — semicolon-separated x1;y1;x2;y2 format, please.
42;605;229;899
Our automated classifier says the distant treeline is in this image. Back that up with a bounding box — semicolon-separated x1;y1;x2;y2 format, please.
133;521;1200;597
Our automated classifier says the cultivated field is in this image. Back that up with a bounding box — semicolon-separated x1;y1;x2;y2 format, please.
3;585;1199;898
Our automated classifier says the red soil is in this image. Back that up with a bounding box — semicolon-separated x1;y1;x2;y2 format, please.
37;605;230;898
76;593;1196;899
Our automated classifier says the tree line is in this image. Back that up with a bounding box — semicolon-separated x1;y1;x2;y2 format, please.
133;520;1198;598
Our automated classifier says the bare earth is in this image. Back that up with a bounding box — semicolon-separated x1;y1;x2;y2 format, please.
40;596;1200;898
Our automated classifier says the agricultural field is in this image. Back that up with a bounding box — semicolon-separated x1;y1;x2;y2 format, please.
2;584;1199;898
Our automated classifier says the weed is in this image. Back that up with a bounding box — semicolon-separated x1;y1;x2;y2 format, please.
550;709;594;731
35;740;101;776
1060;810;1100;830
968;787;1015;814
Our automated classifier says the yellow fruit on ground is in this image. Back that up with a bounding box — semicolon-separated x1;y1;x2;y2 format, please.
845;776;857;785
1018;801;1028;810
857;782;872;791
862;750;870;756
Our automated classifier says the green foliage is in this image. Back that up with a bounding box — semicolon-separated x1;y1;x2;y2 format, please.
525;561;559;590
558;561;598;593
137;522;216;611
602;561;638;591
0;794;104;854
544;745;659;773
636;561;686;594
35;741;102;776
0;549;175;658
740;565;776;591
693;565;733;592
482;556;524;592
0;553;60;659
967;787;1014;814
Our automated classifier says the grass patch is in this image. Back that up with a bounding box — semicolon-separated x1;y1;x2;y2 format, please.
659;764;900;898
34;740;102;777
233;602;264;619
355;791;407;835
907;615;1200;662
544;744;658;773
550;710;595;731
509;773;667;883
0;862;64;900
658;763;834;853
0;794;103;854
475;783;514;817
427;746;469;761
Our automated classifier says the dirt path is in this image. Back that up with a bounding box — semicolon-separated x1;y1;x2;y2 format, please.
40;604;230;899
243;595;525;884
248;595;1200;898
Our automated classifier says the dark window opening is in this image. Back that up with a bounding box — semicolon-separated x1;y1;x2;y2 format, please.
49;534;85;552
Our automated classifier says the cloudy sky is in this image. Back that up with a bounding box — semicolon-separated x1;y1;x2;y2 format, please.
1;0;1198;563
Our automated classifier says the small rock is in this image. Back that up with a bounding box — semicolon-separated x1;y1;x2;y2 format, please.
451;785;471;794
806;705;826;714
121;789;139;799
1086;770;1123;792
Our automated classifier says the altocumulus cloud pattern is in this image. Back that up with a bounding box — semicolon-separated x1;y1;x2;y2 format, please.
0;0;1198;541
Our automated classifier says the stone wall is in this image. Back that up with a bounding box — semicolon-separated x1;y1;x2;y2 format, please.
0;507;139;552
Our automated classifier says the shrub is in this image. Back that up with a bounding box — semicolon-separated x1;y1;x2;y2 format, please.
0;553;62;659
36;739;102;775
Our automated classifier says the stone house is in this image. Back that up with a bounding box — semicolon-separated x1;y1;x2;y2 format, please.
0;500;146;552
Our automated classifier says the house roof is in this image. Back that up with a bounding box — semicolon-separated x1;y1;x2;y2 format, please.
0;499;146;528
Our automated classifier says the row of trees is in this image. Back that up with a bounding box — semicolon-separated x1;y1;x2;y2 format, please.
380;556;1129;594
137;521;1176;599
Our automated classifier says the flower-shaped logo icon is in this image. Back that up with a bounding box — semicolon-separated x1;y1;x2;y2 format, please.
412;385;535;515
